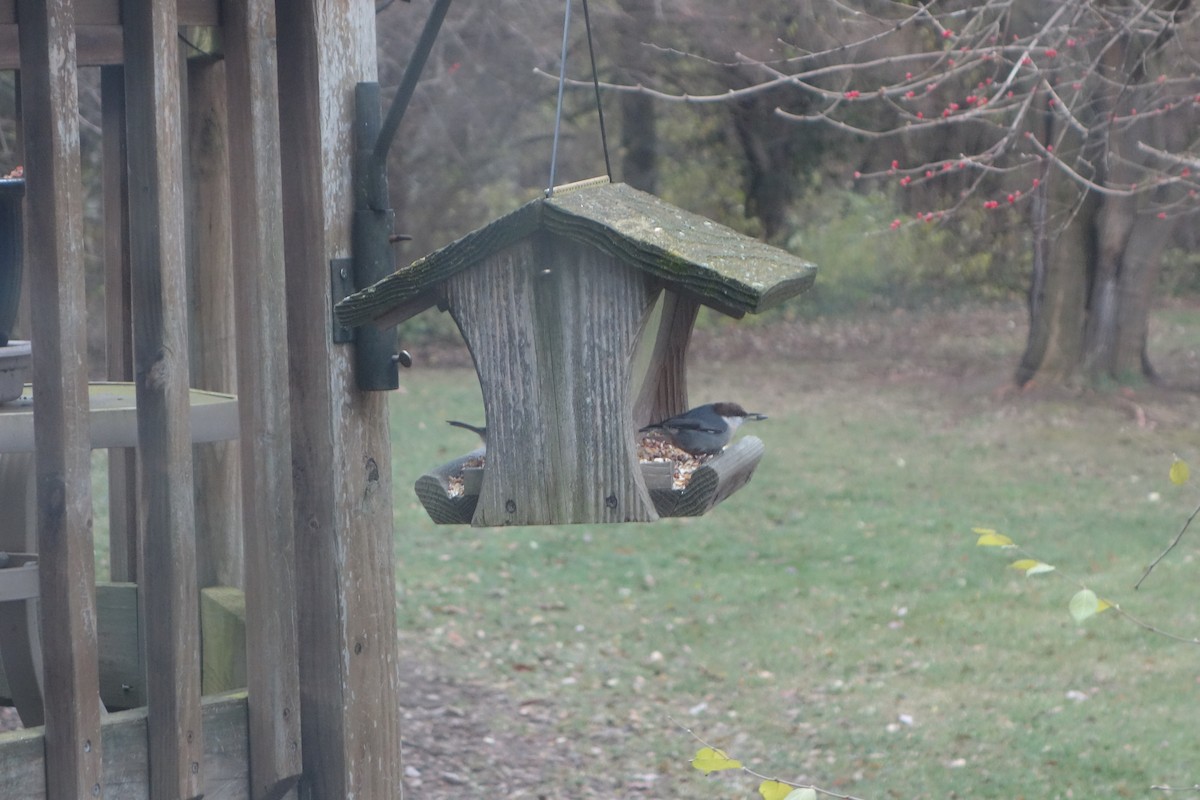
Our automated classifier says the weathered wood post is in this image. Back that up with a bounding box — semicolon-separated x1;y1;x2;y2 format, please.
224;2;304;796
125;1;204;795
17;0;104;794
278;4;403;797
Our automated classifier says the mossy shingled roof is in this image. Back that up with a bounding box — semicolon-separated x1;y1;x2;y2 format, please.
334;181;816;327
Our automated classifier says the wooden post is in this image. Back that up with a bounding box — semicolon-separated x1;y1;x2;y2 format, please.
101;64;139;584
184;52;243;591
278;4;402;797
123;2;204;797
223;2;303;798
17;0;105;795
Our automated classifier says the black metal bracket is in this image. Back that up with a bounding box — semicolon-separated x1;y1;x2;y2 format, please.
330;257;355;344
343;0;453;391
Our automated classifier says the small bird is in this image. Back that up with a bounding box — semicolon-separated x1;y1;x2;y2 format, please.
447;419;487;443
639;402;766;455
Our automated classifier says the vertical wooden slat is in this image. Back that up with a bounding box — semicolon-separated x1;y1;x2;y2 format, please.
633;290;699;427
17;0;104;796
123;2;204;798
223;2;303;798
278;3;402;798
184;53;243;591
101;64;139;584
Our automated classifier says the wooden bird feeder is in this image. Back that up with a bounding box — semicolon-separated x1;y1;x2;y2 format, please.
335;179;815;526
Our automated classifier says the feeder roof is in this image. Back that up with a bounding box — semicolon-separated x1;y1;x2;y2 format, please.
335;181;816;327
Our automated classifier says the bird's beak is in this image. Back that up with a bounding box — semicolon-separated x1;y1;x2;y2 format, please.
748;413;767;421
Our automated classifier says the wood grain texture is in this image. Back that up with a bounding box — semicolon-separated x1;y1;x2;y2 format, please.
448;235;659;525
0;578;145;714
199;587;246;696
0;0;220;25
17;0;105;793
646;435;765;517
278;3;402;797
184;56;244;591
123;0;203;795
413;448;485;524
0;692;253;800
223;1;303;795
0;25;125;69
633;290;699;427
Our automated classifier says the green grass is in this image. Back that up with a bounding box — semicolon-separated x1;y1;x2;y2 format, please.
70;305;1200;796
387;310;1200;798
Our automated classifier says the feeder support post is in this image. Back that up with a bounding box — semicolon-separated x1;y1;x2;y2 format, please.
349;82;400;391
341;0;452;390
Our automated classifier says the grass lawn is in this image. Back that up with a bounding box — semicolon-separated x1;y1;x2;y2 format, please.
388;303;1200;799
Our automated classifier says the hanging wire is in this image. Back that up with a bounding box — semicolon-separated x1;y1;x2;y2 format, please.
581;0;612;182
546;0;574;196
546;0;613;196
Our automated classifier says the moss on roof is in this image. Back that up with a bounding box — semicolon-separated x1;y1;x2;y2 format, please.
335;181;815;327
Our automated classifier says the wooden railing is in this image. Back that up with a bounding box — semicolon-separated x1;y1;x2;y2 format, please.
0;2;403;798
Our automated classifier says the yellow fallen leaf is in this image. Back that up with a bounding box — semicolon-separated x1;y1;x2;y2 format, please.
976;531;1015;547
691;746;742;774
1170;458;1190;486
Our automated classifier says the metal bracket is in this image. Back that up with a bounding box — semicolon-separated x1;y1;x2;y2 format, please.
340;0;451;390
330;258;355;344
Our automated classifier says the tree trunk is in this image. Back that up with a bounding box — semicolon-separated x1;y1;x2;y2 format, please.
1015;184;1093;386
1017;187;1175;387
1015;20;1188;389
